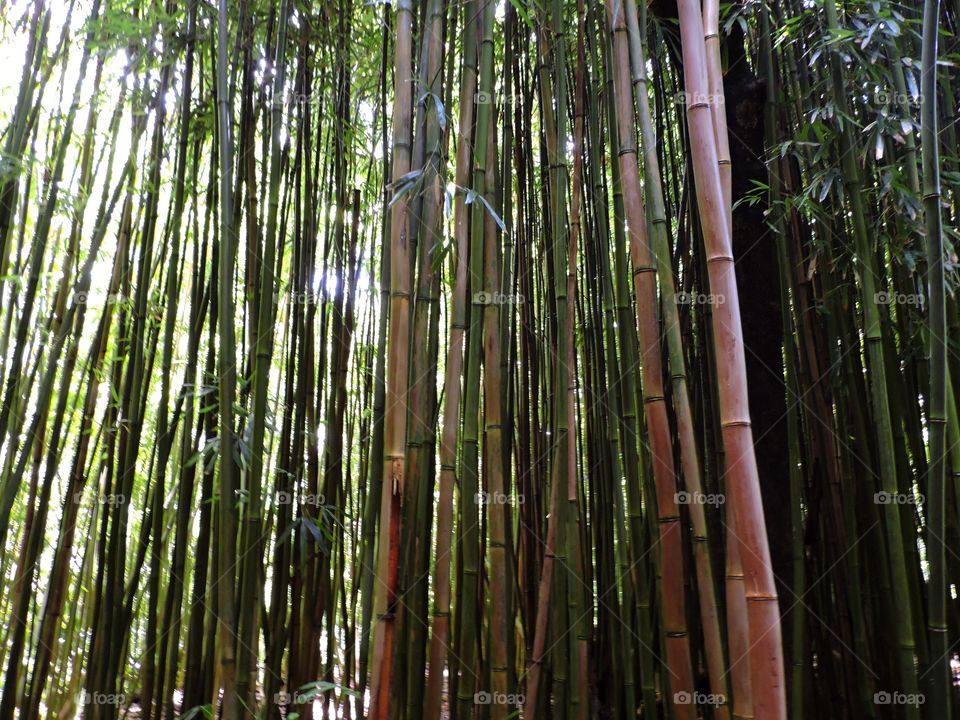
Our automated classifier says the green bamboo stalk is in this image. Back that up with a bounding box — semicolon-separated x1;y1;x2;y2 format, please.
214;0;239;715
921;0;949;715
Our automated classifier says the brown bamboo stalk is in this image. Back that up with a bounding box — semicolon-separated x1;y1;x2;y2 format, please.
676;1;786;717
604;2;695;717
702;0;731;219
368;1;415;717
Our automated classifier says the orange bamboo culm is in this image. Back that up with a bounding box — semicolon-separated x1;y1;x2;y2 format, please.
676;0;787;717
702;0;731;219
700;1;752;715
604;1;695;717
369;0;415;718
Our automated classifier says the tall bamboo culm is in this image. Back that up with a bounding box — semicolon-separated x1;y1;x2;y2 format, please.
675;0;786;717
369;1;415;717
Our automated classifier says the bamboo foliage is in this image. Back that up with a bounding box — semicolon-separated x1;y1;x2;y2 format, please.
0;1;956;719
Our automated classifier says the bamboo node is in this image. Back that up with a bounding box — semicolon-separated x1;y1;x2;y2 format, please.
720;420;751;429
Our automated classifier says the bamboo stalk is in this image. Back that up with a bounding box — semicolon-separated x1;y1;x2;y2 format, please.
369;0;415;716
921;0;949;715
675;0;786;716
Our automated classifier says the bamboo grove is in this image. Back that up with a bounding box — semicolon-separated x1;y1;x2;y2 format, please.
0;0;958;718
